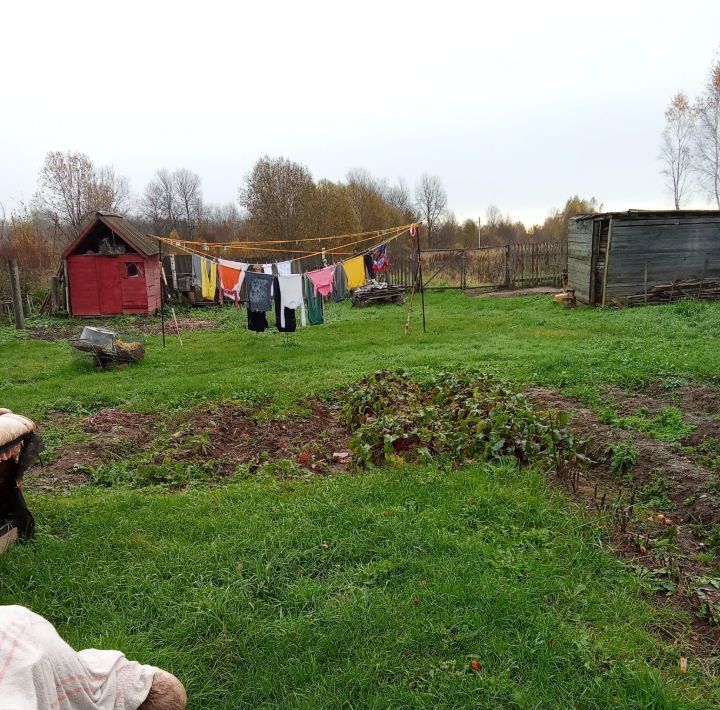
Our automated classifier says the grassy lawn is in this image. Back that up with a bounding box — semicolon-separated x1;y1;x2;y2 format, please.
2;293;720;707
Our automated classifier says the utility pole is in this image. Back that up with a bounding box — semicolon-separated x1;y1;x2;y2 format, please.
7;259;25;329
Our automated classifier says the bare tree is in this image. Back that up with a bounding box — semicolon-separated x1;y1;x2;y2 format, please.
414;174;447;248
660;92;694;209
34;151;129;238
0;202;7;252
239;156;314;242
142;169;179;234
485;205;502;229
173;168;203;236
384;178;416;220
694;61;720;208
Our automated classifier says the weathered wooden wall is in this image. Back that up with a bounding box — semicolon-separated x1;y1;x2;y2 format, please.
605;217;720;300
567;220;594;304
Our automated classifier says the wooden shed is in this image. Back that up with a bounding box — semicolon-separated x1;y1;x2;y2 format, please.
567;210;720;306
62;212;161;317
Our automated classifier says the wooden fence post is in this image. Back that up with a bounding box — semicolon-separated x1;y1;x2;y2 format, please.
7;259;25;330
50;276;59;314
504;245;511;288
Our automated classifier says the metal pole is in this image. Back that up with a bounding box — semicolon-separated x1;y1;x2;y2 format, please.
158;240;166;348
7;259;25;329
416;225;426;334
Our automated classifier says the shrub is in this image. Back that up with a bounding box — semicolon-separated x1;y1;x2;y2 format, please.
605;440;638;477
341;370;585;469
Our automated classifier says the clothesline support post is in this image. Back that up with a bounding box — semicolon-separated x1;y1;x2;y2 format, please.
158;238;166;348
416;224;426;334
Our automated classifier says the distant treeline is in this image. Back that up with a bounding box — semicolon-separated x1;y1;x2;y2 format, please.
0;151;599;296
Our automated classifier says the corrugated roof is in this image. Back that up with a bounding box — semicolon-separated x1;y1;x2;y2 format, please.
63;212;160;257
572;209;720;222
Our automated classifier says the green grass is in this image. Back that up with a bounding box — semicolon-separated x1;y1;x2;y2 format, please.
2;466;709;708
3;293;720;418
600;406;695;443
2;293;720;707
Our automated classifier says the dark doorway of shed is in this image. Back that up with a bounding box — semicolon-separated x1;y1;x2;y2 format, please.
591;219;610;305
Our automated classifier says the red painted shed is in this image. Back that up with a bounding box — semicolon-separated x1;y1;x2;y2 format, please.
63;212;161;317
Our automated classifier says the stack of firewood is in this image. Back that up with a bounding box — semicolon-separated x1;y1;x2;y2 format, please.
351;282;406;308
626;279;720;305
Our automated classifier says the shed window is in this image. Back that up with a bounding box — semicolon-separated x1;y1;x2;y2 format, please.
126;263;142;278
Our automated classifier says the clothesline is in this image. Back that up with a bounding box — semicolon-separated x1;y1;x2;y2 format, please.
155;223;418;248
154;224;416;268
157;222;419;340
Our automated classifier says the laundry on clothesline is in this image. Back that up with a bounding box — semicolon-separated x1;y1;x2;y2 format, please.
245;271;273;313
372;244;389;272
332;264;348;302
304;275;324;325
273;277;296;333
306;265;336;297
276;261;293;277
342;255;366;291
218;259;246;307
277;273;306;329
200;258;217;300
156;221;418;332
363;252;375;281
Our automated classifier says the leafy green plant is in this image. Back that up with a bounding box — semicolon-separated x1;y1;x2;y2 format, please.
605;440;638;477
674;299;706;320
88;459;219;488
39;423;90;463
600;406;693;443
693;576;720;624
342;370;586;470
636;474;672;510
256;459;307;479
687;436;720;474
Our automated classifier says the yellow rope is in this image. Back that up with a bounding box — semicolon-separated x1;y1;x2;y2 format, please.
159;223;416;248
154;224;415;268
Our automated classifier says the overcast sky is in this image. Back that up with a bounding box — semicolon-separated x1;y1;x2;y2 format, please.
1;0;719;226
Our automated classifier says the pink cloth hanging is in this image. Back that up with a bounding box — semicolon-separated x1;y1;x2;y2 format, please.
306;266;336;297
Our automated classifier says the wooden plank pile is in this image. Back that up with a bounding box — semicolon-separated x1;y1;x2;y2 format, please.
351;282;405;307
626;279;720;306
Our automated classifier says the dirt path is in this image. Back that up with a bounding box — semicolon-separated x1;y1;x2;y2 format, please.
27;317;219;342
465;286;563;298
27;402;350;492
528;386;720;653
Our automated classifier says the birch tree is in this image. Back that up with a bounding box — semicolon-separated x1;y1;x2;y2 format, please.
660;92;694;209
694;61;720;208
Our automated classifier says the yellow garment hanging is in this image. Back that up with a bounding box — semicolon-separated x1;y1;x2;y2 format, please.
201;258;217;300
343;255;366;290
